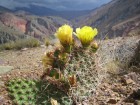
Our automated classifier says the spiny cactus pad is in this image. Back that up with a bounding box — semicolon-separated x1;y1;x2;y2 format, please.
6;79;38;105
6;79;73;105
64;50;101;103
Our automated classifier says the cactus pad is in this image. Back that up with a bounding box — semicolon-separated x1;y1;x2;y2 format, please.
6;79;73;105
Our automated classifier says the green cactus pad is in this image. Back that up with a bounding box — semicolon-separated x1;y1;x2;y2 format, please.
6;79;73;105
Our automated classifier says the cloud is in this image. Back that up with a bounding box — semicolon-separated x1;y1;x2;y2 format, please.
0;0;111;10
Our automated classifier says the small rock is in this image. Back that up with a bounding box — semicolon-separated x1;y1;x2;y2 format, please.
122;78;135;85
107;98;118;104
128;72;137;79
135;100;140;105
21;48;28;51
40;45;46;48
133;89;140;99
0;81;4;87
0;96;5;105
0;66;13;74
127;79;135;84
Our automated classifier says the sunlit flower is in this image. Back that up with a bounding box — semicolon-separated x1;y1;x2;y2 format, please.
55;24;73;47
74;26;98;47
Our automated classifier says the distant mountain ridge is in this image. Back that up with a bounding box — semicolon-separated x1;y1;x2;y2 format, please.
0;6;12;13
74;0;140;38
14;4;91;20
0;0;140;44
0;4;91;20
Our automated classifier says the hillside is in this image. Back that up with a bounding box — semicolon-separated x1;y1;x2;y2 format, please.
0;12;70;44
73;0;140;38
0;6;12;13
0;35;140;104
14;4;91;20
0;1;140;105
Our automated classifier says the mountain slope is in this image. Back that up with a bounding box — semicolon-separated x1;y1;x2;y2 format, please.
74;0;140;38
0;6;12;13
0;12;70;44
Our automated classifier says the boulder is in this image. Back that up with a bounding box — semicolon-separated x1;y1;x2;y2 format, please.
130;40;140;68
0;66;13;74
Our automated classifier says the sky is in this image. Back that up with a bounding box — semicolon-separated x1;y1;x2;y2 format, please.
0;0;112;11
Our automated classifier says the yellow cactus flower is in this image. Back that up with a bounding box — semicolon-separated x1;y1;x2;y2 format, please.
55;24;73;47
74;26;98;47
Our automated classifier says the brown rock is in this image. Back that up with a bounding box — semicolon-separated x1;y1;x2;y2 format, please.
135;100;140;105
126;79;135;84
122;77;135;85
0;96;7;105
107;98;118;104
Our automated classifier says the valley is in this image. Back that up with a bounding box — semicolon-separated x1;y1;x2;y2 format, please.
0;0;140;104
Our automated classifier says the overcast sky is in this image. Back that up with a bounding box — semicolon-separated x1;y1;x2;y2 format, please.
0;0;112;11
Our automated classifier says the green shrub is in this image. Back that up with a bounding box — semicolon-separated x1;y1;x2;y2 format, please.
1;41;15;50
0;38;40;51
44;38;50;46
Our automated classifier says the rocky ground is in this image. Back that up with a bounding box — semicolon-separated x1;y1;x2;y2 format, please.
0;47;46;71
0;36;140;105
89;69;140;105
0;46;47;105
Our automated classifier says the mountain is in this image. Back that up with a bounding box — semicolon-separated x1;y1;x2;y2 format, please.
73;0;140;38
0;6;12;13
0;12;70;44
14;4;91;20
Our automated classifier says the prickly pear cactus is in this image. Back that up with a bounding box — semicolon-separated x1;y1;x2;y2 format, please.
36;81;73;105
64;50;100;103
6;79;73;105
6;79;38;105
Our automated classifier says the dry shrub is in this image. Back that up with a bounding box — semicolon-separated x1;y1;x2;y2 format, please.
97;36;140;74
0;38;40;51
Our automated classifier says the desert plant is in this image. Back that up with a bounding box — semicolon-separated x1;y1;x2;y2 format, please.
6;79;72;105
0;37;40;51
45;38;50;46
42;25;101;104
1;41;15;50
6;79;38;105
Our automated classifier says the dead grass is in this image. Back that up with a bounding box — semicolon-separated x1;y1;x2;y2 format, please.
96;36;140;75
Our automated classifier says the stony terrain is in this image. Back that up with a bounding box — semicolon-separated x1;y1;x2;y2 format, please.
0;47;45;71
0;47;46;104
0;36;139;105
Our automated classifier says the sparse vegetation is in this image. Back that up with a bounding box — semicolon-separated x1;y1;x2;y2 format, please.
1;35;140;105
1;23;139;105
0;0;140;104
0;38;40;51
44;38;50;46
